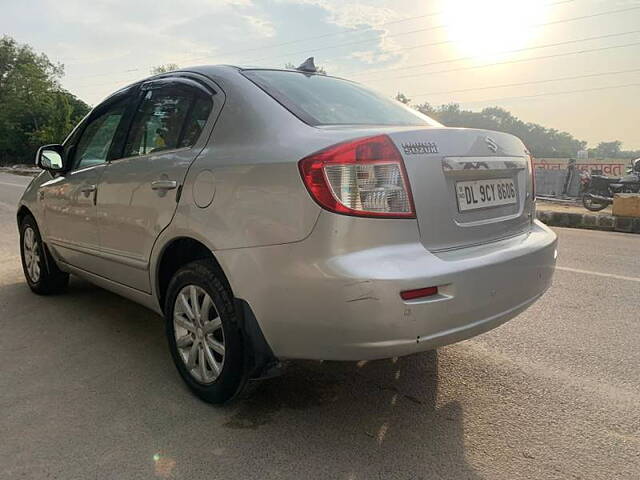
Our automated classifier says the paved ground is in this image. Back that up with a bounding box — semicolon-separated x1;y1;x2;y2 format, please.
1;172;639;480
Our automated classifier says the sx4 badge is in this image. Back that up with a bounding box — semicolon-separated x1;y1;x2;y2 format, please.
401;141;439;155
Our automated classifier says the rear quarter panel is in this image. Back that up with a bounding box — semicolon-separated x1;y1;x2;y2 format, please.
173;70;328;250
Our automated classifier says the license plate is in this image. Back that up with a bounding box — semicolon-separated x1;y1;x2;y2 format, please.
456;178;517;212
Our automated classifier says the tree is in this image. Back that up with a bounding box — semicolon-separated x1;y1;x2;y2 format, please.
0;35;90;165
414;101;436;116
150;63;180;75
395;92;411;104
588;141;622;159
406;101;587;158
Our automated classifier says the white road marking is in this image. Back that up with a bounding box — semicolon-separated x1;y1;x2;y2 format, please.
556;266;640;283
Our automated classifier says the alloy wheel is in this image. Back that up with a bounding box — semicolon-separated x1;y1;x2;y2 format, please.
173;285;225;384
23;227;41;283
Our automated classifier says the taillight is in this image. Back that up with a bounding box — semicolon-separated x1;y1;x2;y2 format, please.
298;135;416;218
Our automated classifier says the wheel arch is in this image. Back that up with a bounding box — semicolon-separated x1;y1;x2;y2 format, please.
16;205;34;227
153;235;278;379
154;236;232;314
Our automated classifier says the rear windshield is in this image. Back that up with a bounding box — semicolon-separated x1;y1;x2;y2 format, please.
242;69;440;127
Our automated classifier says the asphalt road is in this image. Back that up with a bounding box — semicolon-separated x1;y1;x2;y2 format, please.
1;171;639;480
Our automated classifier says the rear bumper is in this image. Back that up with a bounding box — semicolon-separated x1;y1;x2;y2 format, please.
216;218;557;361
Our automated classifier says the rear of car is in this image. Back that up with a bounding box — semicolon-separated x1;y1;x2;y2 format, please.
17;65;557;404
213;68;557;361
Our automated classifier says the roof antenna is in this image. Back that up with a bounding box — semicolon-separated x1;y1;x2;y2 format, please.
297;57;317;73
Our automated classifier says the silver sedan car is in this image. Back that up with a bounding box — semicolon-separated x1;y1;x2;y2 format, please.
17;63;557;403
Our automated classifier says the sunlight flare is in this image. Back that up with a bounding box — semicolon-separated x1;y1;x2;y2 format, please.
442;0;550;61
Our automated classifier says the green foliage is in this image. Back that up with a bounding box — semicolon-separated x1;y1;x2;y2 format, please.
395;92;411;104
0;35;90;165
589;140;621;157
587;141;638;159
404;97;639;159
411;101;587;158
150;63;180;75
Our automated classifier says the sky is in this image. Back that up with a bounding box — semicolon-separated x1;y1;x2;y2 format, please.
2;0;639;149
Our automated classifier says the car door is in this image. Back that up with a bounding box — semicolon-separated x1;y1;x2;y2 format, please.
41;92;133;273
94;77;217;292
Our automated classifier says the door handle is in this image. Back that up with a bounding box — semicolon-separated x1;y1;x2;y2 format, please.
80;185;96;195
151;180;178;191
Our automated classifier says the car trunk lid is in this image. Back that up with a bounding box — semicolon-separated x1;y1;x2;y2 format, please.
388;127;534;252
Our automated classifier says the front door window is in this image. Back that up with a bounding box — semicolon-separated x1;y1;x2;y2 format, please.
73;99;128;169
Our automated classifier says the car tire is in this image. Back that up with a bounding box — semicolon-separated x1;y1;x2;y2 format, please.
19;215;69;295
164;259;246;404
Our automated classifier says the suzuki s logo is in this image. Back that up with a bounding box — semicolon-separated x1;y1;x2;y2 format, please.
485;137;499;153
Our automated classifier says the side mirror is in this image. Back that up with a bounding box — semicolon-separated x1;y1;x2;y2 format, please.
36;144;66;172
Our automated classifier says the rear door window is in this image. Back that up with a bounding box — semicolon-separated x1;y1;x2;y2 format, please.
124;86;212;157
242;69;440;127
179;96;213;148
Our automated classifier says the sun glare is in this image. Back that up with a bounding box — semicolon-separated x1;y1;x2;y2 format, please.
442;0;550;61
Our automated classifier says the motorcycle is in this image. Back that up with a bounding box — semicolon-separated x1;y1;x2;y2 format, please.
581;158;640;212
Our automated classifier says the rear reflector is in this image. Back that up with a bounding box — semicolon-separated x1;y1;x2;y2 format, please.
528;153;536;199
298;135;415;218
400;286;439;301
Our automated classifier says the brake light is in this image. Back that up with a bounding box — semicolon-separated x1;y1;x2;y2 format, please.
298;135;415;218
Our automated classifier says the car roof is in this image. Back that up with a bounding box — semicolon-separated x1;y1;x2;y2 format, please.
103;64;342;103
